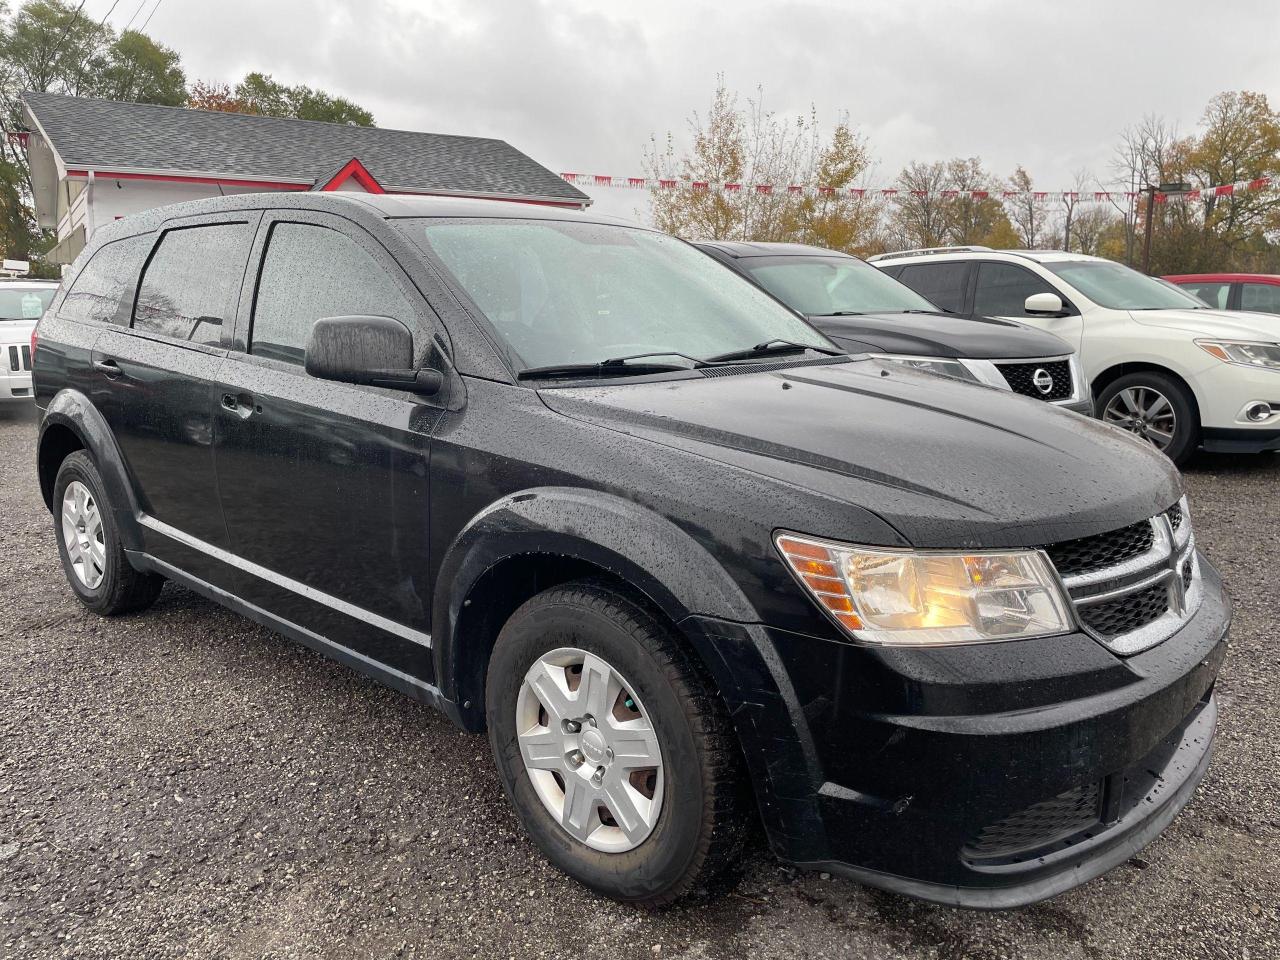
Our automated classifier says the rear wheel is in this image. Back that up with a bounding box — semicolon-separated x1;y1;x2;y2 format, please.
52;452;164;615
486;581;747;905
1098;371;1199;465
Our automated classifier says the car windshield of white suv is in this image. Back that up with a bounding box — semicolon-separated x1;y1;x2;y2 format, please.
741;255;939;316
1044;261;1209;311
0;287;54;321
401;218;836;375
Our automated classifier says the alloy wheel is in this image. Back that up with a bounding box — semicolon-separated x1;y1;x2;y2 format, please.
1102;386;1176;451
515;647;664;852
61;480;106;589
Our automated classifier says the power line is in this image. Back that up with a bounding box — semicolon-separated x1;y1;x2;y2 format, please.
139;0;164;32
121;0;147;32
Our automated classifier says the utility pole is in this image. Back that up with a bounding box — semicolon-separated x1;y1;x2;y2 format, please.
1140;182;1191;274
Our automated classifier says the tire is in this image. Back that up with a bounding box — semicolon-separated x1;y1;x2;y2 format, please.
1097;371;1200;466
52;451;164;615
486;580;747;906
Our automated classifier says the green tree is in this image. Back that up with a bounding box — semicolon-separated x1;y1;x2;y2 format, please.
232;72;374;126
95;29;186;105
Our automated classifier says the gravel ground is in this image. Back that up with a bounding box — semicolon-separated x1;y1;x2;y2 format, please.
2;403;1277;960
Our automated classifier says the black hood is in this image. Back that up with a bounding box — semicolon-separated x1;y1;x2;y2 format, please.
540;357;1180;549
809;311;1073;360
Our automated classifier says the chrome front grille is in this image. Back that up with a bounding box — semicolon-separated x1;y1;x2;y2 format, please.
1048;496;1200;656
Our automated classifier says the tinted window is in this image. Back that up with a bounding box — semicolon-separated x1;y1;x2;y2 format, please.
1241;282;1280;315
741;256;937;315
0;286;55;322
133;223;251;344
895;262;969;313
250;223;414;365
1177;281;1230;309
59;234;153;325
973;262;1060;317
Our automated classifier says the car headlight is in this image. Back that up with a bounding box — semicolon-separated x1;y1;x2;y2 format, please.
776;534;1073;646
1196;339;1280;371
870;354;982;384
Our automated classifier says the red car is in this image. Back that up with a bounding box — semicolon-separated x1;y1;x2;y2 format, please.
1164;273;1280;315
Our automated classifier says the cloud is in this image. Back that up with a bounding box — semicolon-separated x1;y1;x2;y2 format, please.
144;0;1280;209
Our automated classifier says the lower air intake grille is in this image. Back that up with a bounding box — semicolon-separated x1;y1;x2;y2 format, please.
1043;519;1154;576
996;359;1074;401
964;783;1102;860
1078;580;1170;639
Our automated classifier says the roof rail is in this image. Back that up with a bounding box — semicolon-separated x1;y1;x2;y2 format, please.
868;245;993;262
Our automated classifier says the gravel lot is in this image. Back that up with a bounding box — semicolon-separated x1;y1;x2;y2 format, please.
2;403;1277;960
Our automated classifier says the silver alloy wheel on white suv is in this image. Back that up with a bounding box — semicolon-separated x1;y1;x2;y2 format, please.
60;480;106;589
1102;386;1177;451
516;647;664;852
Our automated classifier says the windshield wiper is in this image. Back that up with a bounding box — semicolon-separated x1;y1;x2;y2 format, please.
703;339;844;363
516;351;705;381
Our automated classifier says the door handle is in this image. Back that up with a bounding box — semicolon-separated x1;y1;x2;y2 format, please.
93;359;122;380
221;392;258;419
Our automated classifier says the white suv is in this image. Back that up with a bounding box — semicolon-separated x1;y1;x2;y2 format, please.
871;247;1280;464
0;278;58;403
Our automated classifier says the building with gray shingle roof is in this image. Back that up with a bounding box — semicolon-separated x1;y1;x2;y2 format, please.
20;91;589;264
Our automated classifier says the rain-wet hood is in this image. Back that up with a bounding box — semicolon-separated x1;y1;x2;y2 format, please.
809;311;1073;360
540;357;1181;549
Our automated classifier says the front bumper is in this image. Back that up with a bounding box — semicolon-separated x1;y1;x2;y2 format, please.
682;554;1229;908
1201;426;1280;454
1058;396;1094;416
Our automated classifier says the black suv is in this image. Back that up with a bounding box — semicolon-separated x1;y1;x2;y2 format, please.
33;194;1228;908
696;241;1093;414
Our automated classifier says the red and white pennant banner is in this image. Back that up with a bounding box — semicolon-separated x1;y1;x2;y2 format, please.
561;173;1275;204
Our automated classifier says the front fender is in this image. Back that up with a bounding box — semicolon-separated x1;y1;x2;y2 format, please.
432;486;759;718
39;388;144;552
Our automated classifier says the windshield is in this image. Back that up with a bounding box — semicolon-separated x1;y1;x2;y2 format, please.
1044;261;1207;310
0;286;54;321
399;218;834;373
740;255;938;315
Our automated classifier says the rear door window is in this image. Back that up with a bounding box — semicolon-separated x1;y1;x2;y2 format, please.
1178;281;1230;309
249;222;414;365
972;262;1062;317
1241;282;1280;315
895;261;969;313
133;223;253;345
58;234;153;325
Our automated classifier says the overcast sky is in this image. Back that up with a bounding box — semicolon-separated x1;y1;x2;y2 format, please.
134;0;1280;223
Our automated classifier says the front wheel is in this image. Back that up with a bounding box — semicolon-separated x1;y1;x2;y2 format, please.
486;581;747;905
1097;372;1200;465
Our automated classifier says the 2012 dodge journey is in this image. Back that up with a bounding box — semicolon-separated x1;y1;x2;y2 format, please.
33;194;1229;908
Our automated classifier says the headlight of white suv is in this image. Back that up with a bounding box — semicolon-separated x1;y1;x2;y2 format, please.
776;534;1073;646
1196;339;1280;371
870;354;982;384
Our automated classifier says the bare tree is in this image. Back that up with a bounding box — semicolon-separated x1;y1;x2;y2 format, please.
1004;166;1048;248
887;161;950;249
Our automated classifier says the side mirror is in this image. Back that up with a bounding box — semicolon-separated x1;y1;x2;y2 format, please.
304;315;443;395
1024;292;1067;316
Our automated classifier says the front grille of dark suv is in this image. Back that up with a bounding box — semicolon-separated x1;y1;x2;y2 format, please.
995;359;1073;401
1043;520;1154;576
1041;497;1200;656
1077;581;1170;639
963;782;1102;861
